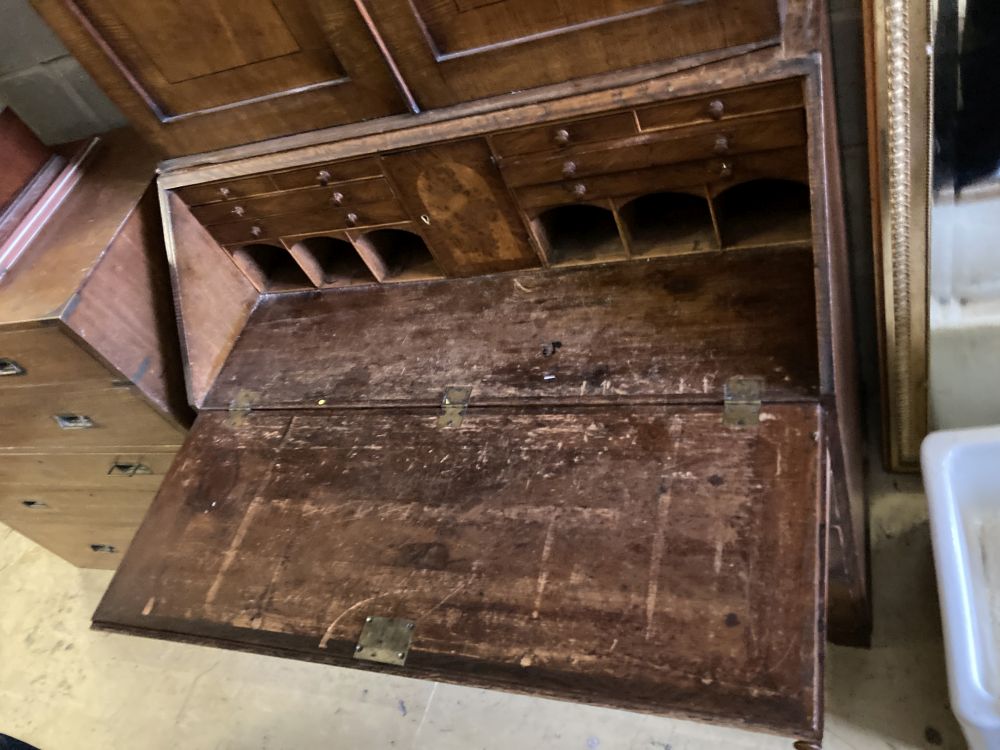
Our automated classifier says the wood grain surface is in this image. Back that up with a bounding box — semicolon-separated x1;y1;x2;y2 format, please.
95;403;823;739
205;246;819;409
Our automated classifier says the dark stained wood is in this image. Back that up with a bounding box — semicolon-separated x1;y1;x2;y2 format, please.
205;247;818;409
95;403;823;740
380;139;540;276
0;108;53;212
162;193;258;408
635;78;804;132
30;0;408;156
364;0;781;109
489;111;638;159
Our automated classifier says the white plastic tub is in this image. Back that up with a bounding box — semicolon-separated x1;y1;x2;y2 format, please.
923;426;1000;750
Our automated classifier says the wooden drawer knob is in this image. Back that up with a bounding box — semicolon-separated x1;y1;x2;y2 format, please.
346;211;359;226
707;99;725;119
713;135;731;155
330;191;345;206
568;182;587;198
718;161;733;178
230;205;246;217
553;128;571;146
317;169;332;187
561;160;577;178
250;225;264;238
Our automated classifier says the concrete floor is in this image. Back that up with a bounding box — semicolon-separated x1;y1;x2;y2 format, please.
0;469;967;749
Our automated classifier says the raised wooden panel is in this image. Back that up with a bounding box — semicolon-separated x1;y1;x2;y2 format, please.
32;0;408;155
380;139;539;276
366;0;781;109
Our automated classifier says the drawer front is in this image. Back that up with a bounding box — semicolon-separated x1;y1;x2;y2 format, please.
0;491;155;569
269;157;383;191
0;451;176;491
515;147;811;210
190;177;396;226
490;111;637;159
175;174;278;206
0;385;186;450
0;325;116;389
212;200;408;245
501;110;806;188
636;79;804;132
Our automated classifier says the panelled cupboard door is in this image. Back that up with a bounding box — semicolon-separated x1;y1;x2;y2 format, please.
31;0;408;156
365;0;782;109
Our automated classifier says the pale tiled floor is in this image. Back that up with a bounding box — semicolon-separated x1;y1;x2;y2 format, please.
0;469;967;749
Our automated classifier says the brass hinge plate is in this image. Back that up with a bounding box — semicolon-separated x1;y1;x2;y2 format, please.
723;376;763;427
437;386;472;428
354;616;414;666
227;389;256;427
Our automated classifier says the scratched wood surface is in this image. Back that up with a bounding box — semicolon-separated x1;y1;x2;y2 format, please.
95;403;822;739
205;246;818;409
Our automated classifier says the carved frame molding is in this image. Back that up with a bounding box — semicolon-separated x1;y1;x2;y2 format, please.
864;0;932;471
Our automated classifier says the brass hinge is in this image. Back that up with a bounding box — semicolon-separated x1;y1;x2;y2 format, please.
354;616;414;666
227;389;256;427
437;386;472;428
723;376;763;427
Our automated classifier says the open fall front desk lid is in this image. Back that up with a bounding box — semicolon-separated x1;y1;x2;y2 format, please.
95;248;826;741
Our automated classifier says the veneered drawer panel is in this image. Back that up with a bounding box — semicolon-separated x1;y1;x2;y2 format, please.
0;451;177;491
636;79;804;132
211;200;408;245
515;147;810;210
0;325;115;389
174;175;277;206
0;492;154;569
491;111;637;159
0;385;186;450
190;178;396;226
269;157;383;191
502;110;806;188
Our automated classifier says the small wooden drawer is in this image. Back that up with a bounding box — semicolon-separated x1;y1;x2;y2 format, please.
0;385;186;450
501;110;806;188
514;147;810;210
0;326;117;389
490;111;637;159
269;157;383;191
174;174;277;206
636;79;804;132
211;200;408;245
190;177;396;226
0;451;177;492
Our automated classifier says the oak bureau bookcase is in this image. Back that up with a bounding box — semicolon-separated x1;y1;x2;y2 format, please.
32;0;867;745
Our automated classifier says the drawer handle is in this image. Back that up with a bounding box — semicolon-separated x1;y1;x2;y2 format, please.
420;214;431;225
0;358;25;376
713;135;731;155
218;186;231;198
553;128;571;146
231;205;246;217
108;461;153;477
330;191;345;206
54;414;94;430
561;160;577;178
567;182;588;198
346;211;359;226
21;499;49;509
250;225;264;238
317;169;332;187
90;543;118;554
708;99;725;119
718;161;734;178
